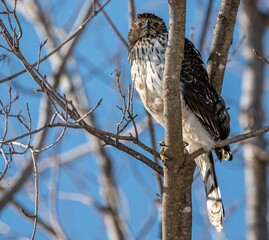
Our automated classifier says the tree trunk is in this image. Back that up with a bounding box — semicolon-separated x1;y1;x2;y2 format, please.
240;1;269;239
162;1;195;240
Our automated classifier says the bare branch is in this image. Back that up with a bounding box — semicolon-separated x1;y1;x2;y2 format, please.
48;159;67;240
253;49;269;65
207;0;240;93
30;149;38;240
0;147;11;181
75;98;103;123
188;125;269;161
36;39;48;71
0;0;111;84
128;0;136;25
198;0;213;53
227;34;245;62
10;199;58;237
114;70;138;138
96;1;128;48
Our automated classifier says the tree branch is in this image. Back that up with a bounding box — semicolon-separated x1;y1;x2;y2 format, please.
188;125;269;161
0;15;163;173
0;0;111;84
207;0;240;93
162;1;194;239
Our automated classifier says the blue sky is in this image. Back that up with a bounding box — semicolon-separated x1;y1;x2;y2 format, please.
0;0;268;239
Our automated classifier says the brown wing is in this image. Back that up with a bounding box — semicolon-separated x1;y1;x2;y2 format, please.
180;38;230;142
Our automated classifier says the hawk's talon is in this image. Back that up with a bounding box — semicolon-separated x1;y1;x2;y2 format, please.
159;140;171;162
158;140;167;147
159;140;189;162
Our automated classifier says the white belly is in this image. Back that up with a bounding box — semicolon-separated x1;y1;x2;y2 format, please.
181;98;215;153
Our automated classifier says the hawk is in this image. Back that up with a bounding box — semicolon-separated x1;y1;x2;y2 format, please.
128;13;232;232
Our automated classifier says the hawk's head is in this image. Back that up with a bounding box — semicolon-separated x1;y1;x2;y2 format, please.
128;13;167;50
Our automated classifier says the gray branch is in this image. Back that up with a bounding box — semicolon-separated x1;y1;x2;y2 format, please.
207;0;240;93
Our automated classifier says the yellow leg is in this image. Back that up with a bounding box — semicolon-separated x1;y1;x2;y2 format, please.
159;140;189;162
159;140;168;162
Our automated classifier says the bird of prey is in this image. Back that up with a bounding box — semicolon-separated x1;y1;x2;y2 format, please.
128;13;232;232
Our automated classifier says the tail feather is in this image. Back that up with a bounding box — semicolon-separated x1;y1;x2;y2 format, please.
195;152;225;232
207;186;224;232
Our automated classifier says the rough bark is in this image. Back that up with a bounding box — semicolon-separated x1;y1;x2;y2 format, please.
162;1;195;239
240;1;269;239
207;0;240;93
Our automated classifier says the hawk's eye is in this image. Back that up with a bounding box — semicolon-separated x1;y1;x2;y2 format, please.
154;22;159;28
138;22;143;28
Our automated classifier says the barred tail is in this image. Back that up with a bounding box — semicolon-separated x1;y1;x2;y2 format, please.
195;152;225;232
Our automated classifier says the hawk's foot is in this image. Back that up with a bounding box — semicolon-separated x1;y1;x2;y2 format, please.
159;140;189;162
159;140;170;162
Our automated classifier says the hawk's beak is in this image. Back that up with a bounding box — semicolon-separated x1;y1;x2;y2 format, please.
145;20;151;30
144;20;151;30
142;20;152;37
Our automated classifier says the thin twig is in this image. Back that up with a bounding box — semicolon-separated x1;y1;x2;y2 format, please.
30;149;38;240
188;125;269;161
75;98;103;123
48;157;67;239
115;69;138;138
96;1;128;48
198;0;213;53
36;39;48;71
0;0;112;84
227;34;245;62
10;199;57;237
35;98;68;153
0;147;11;181
253;49;269;64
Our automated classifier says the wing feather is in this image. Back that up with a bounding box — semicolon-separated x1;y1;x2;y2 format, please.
180;39;230;141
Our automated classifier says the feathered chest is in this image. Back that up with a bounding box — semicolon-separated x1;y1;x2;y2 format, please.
128;34;168;126
128;34;167;94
